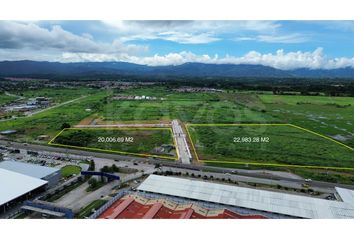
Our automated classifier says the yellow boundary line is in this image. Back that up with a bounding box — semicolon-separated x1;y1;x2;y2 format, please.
48;127;178;161
185;123;354;171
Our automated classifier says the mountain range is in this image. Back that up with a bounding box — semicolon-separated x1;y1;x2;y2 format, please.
1;60;354;78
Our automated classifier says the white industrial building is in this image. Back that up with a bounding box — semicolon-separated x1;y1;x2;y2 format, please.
137;175;354;219
0;168;47;212
0;161;61;188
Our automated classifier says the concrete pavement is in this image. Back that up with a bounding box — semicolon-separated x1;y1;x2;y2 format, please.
172;119;192;164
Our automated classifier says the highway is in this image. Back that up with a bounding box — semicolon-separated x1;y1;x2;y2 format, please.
1;139;353;190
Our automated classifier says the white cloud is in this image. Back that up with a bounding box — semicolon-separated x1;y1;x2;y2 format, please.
0;21;147;54
103;20;282;44
58;48;354;70
236;33;309;43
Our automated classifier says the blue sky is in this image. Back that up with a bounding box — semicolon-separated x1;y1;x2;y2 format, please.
1;20;354;69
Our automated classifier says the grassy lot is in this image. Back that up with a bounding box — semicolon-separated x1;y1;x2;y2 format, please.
259;94;354;106
0;91;109;142
188;124;353;168
0;94;18;105
99;87;275;123
76;199;107;219
52;128;176;158
61;165;81;178
259;94;354;147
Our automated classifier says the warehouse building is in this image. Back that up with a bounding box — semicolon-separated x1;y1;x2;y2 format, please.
0;161;61;188
137;175;354;219
0;168;47;213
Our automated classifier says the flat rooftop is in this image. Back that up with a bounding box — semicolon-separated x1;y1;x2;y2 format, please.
0;160;59;179
137;175;354;219
336;187;354;203
0;168;47;206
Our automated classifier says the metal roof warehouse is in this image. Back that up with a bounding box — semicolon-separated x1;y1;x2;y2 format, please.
0;160;59;179
0;168;47;207
137;175;354;219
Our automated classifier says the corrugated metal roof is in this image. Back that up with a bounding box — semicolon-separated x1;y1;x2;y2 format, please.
0;161;59;179
0;168;47;206
336;187;354;203
137;175;354;219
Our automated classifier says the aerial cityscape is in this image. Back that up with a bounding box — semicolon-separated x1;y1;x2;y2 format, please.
0;20;353;219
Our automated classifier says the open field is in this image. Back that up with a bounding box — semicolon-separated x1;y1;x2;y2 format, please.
98;88;276;123
259;94;354;106
50;128;176;159
0;85;353;184
0;91;108;141
258;94;354;148
0;94;17;105
187;124;353;169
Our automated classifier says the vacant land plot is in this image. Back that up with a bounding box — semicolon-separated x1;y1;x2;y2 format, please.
187;124;353;169
50;128;176;159
260;94;354;106
98;88;275;123
259;94;354;147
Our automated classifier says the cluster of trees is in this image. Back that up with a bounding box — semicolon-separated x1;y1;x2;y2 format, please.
55;130;93;147
100;164;119;173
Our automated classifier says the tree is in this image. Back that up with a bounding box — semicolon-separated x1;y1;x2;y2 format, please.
101;166;110;173
111;164;119;172
61;122;71;129
88;178;98;188
89;160;95;171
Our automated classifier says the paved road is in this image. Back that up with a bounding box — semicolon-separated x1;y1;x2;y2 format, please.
1;139;353;190
161;167;335;194
172;119;192;164
26;95;87;117
4;91;24;100
54;181;118;212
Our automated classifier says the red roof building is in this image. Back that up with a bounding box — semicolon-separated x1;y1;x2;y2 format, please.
99;194;267;219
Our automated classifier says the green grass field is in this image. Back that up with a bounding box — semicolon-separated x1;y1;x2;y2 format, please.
99;88;275;123
0;94;18;105
51;128;176;158
188;124;353;169
258;94;354;148
61;165;81;178
0;91;108;142
259;94;354;106
1;86;353;182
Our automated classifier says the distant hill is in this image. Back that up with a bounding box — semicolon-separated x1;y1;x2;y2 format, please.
0;60;354;79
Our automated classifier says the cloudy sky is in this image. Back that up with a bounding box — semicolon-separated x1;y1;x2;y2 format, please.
1;20;354;69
